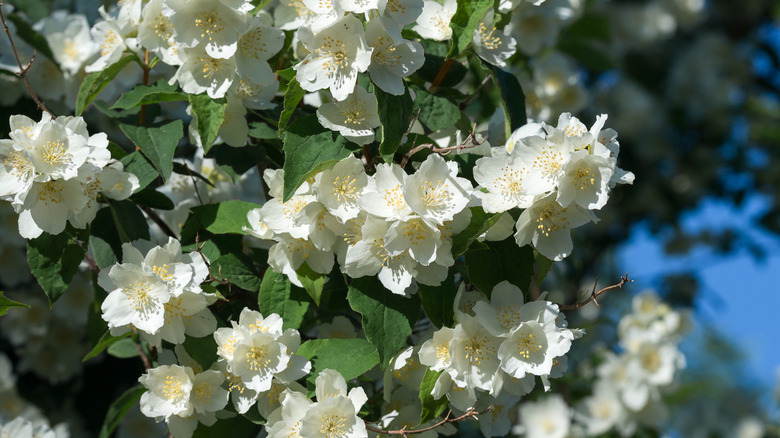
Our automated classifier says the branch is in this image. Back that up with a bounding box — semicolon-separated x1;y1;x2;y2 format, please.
141;206;177;239
0;3;54;117
559;273;633;311
364;405;493;436
135;341;152;370
400;124;486;168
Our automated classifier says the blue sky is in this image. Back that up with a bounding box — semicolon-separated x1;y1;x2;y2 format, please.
618;195;780;410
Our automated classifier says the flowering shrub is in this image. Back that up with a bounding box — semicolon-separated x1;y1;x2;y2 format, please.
0;0;771;437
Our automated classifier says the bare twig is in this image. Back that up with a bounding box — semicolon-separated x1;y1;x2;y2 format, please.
460;75;492;110
400;124;486;168
559;273;633;311
193;233;231;291
0;3;54;117
362;144;376;173
364;405;493;436
135;342;152;370
429;58;454;94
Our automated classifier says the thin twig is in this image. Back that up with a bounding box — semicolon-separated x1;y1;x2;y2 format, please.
460;75;492;109
362;144;376;173
135;342;151;370
0;3;53;117
400;124;486;168
364;405;493;435
137;49;151;127
429;58;454;94
559;273;633;311
141;206;177;238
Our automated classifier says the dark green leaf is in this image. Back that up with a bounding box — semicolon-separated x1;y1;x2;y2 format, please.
419;369;448;423
376;87;414;162
90;207;122;268
448;0;494;57
97;385;147;438
451;208;505;256
295;263;327;306
183;335;219;370
111;80;187;109
418;275;456;328
279;73;305;133
189;94;227;154
76;55;136;116
487;64;527;133
465;239;535;296
83;330;132;362
297;338;379;380
258;268;310;330
347;276;420;369
107;199;151;243
172;162;215;188
416;54;468;88
282;115;351;202
120;120;183;182
192;415;261;438
181;200;260;238
0;291;29;316
120;151;159;191
412;86;460;132
248;121;278;139
211;253;260;291
7;13;56;64
206;143;265;183
535;252;554;285
106;338;140;359
129;188;175;210
27;231;86;305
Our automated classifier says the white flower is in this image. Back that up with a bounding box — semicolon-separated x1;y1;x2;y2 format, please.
383;215;440;266
577;380;626;436
514;192;594;261
404;154;473;225
316;155;369;222
37;12;96;75
300;369;368;438
508;5;560;55
138;0;180;65
473;148;542;213
473;10;516;67
235;17;285;85
316;85;380;145
99;260;173;334
163;0;248;58
173;46;237;99
377;0;424;42
86;8;133;73
366;18;424;95
294;14;373;101
266;390;313;438
139;365;195;420
413;0;456;41
556;150;614;210
359;163;413;221
17;179;90;238
448;315;502;392
274;0;319;31
517;394;571;438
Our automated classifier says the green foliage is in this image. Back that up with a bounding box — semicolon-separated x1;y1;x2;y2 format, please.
75;56;136;116
279;71;305;134
0;291;29;316
211;253;261;291
258;268;311;330
419;369;448;424
282;115;352;202
347;276;420;369
83;330;132;362
120;151;160;191
181;200;260;238
411;86;461;132
189;94;227;154
448;0;495;58
27;229;87;305
297;338;380;381
111;80;187;109
295;263;327;305
451;208;506;256
106;199;151;243
6;12;56;64
376;87;414;162
465;239;535;296
192;415;261;438
106;338;140;359
120;120;183;182
418;276;456;329
487;64;527;134
183;335;219;370
129;187;175;210
97;385;147;438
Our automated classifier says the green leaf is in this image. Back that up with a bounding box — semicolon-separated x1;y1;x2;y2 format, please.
211;253;260;291
448;0;494;57
97;385;147;438
206;143;266;183
487;64;527;134
296;263;326;306
419;369;448;423
282;115;351;202
129;187;175;210
451;208;505;257
119;120;183;182
27;231;86;306
7;13;56;64
183;335;219;370
111;80;187;109
181;200;260;238
258;268;310;330
347;276;420;369
75;55;136;116
535;252;554;285
248;121;278;139
411;86;460;132
120;151;159;191
192;416;261;438
376;87;414;162
418;276;456;329
279;73;305;133
297;338;379;380
416;54;468;88
107;199;151;243
0;291;29;316
83;330;132;362
189;94;227;154
465;239;535;296
106;338;140;359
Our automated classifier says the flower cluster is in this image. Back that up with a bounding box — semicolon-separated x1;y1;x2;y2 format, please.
475;113;634;261
245;153;480;295
575;290;689;436
98;238;216;348
417;281;583;436
0;113;138;238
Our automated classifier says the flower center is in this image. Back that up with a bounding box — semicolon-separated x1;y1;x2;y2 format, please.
195;10;224;41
